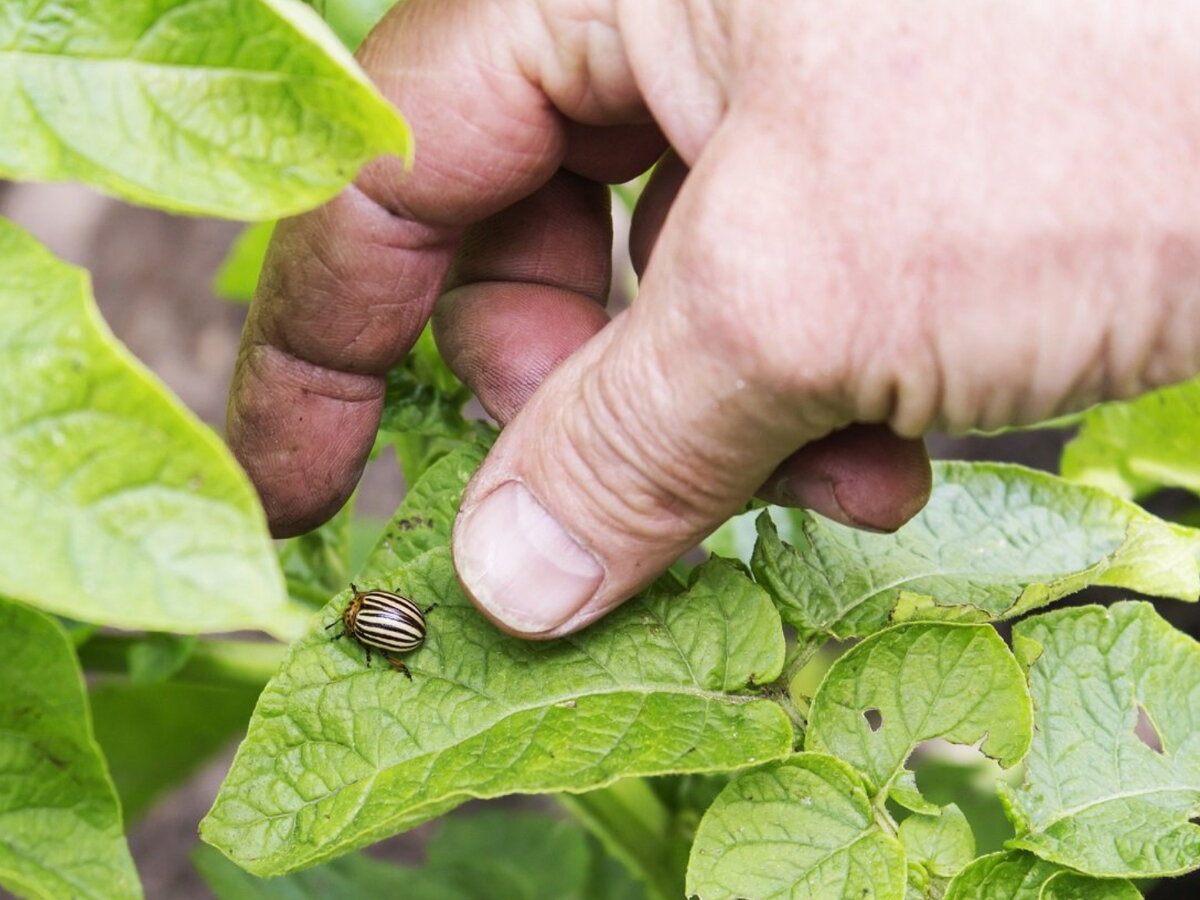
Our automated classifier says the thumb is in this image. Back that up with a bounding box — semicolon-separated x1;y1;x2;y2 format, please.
452;126;855;637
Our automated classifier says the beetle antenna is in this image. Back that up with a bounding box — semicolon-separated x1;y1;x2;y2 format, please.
324;620;339;631
424;603;439;615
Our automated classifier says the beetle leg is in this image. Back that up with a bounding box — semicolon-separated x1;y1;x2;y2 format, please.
423;602;439;615
386;656;413;680
364;645;373;667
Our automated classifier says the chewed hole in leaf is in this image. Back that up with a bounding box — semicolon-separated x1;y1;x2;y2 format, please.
863;708;883;732
1135;704;1165;754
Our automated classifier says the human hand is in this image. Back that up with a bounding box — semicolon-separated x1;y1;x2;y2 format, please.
228;0;1200;637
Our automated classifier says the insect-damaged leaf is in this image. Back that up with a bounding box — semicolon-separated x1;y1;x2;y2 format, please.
0;598;140;900
201;554;791;875
358;443;485;575
1003;602;1200;878
0;220;301;638
748;462;1199;640
0;0;409;218
805;622;1031;800
686;753;907;900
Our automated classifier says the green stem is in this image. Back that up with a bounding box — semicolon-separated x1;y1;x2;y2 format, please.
77;635;286;688
557;779;685;900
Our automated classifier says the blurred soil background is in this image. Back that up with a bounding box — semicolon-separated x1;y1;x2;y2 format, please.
1;180;1196;898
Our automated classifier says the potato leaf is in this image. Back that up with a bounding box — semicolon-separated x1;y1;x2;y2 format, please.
0;220;301;637
1004;602;1200;878
1061;375;1200;499
805;623;1031;800
0;599;140;900
0;0;409;218
751;462;1199;640
686;753;907;900
201;553;790;875
898;804;975;880
944;851;1140;900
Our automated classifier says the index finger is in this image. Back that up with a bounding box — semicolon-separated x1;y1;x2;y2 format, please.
227;0;586;535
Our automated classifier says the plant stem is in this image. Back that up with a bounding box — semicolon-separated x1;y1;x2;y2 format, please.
557;779;685;900
77;635;286;688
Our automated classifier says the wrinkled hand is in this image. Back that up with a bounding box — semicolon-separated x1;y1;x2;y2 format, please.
228;0;1200;637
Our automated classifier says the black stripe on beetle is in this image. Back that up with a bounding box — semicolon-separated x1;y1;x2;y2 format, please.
325;584;436;679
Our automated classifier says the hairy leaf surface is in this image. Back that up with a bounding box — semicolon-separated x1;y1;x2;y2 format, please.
202;553;790;874
686;753;907;900
1005;602;1200;877
750;462;1199;639
944;851;1140;900
0;0;408;218
0;220;299;637
806;623;1031;798
0;599;140;900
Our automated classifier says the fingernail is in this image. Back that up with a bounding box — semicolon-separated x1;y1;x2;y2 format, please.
455;481;604;633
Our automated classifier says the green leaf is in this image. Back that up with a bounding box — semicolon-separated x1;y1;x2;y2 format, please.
358;443;486;576
944;851;1141;900
0;0;409;219
898;804;975;879
380;328;473;438
1061;375;1200;499
686;753;908;900
195;810;629;900
125;633;197;684
90;679;260;822
201;554;790;875
306;0;400;49
805;623;1032;798
751;462;1200;640
0;219;301;639
1004;602;1200;878
213;222;274;303
0;598;140;900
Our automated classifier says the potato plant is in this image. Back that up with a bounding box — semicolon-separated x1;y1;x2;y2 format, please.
1;2;1198;898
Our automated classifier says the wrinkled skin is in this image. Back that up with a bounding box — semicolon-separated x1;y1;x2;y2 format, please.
228;0;1200;637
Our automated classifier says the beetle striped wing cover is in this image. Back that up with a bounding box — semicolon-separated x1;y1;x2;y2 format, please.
351;591;426;652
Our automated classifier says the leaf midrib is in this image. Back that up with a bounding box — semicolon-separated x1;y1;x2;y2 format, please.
229;680;772;828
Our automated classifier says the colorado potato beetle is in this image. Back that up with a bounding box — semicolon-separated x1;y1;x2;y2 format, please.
326;584;435;679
